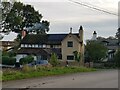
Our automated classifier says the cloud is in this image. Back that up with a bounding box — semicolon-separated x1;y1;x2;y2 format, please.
2;0;118;41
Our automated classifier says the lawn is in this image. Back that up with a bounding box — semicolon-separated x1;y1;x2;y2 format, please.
2;66;96;81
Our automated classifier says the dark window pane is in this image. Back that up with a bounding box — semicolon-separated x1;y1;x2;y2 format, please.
50;45;53;48
58;54;62;59
67;55;74;60
67;41;73;47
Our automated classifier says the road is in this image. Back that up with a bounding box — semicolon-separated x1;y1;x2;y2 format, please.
2;69;118;88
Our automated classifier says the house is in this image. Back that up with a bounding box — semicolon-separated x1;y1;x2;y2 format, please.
0;41;15;51
91;31;119;61
16;26;84;64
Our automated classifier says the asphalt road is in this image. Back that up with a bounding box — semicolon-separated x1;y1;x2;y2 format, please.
2;69;118;88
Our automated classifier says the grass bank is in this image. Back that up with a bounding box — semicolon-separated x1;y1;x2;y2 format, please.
2;66;96;81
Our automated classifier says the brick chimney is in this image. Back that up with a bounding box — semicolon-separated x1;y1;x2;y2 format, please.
22;30;26;39
70;27;72;34
79;26;83;42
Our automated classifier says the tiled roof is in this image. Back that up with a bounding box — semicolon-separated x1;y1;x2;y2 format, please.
17;48;48;55
21;33;79;45
21;34;48;44
17;48;61;56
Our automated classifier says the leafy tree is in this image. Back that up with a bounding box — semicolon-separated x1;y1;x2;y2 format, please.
73;51;81;66
1;2;13;22
116;28;120;41
19;55;34;65
49;53;59;67
114;49;120;68
1;2;50;35
85;41;108;63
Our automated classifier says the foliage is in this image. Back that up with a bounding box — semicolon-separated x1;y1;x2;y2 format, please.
2;66;96;81
2;56;16;65
22;64;31;72
2;51;16;57
49;53;59;67
1;2;49;34
8;51;16;57
73;51;81;65
2;51;9;56
19;55;34;65
116;28;120;41
1;2;12;22
85;41;108;63
114;49;120;68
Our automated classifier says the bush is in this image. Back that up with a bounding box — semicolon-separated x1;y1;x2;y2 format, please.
2;51;16;57
8;51;16;57
114;49;120;68
49;53;59;67
19;55;34;65
2;56;16;65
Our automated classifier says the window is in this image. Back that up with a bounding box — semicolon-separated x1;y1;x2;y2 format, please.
43;44;46;48
39;45;42;48
67;55;74;60
31;44;35;48
21;44;24;47
50;45;53;48
58;55;62;59
28;44;31;47
35;44;38;48
25;44;28;47
67;41;73;47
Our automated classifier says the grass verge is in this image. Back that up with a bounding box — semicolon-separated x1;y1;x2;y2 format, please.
2;66;96;81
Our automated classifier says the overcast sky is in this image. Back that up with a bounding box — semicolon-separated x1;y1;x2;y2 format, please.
1;0;119;41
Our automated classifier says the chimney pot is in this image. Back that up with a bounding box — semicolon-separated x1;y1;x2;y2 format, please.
70;27;72;33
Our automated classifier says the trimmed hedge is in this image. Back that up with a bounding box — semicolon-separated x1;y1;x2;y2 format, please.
19;55;34;64
2;56;16;65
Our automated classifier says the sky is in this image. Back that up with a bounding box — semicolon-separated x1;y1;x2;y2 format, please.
1;0;119;41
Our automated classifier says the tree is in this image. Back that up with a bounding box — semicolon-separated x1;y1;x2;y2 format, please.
116;28;120;41
49;53;59;67
114;49;120;68
73;51;81;66
1;2;50;35
85;41;108;63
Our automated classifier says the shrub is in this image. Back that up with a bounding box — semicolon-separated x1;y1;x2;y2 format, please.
19;55;34;65
2;51;16;57
8;51;16;57
2;56;16;65
49;53;59;67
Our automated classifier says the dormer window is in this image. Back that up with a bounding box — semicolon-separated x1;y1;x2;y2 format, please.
21;44;24;47
39;45;42;48
35;44;38;48
32;44;35;48
28;44;31;48
67;41;73;47
25;44;28;47
43;44;46;48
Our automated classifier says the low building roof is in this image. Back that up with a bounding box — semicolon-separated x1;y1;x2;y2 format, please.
17;48;61;56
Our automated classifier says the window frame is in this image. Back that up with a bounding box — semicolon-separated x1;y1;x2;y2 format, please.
67;55;74;60
67;41;73;47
